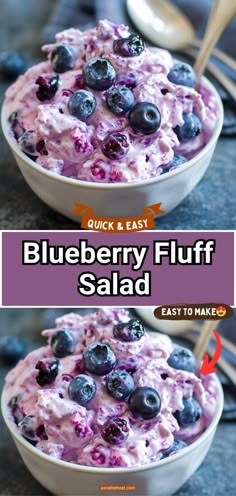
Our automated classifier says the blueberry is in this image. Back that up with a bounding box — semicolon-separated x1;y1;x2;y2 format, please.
51;44;75;73
83;57;116;91
116;356;139;374
101;417;129;445
113;319;144;342
0;336;25;365
128;387;161;420
167;346;196;372
106;85;134;116
51;329;75;358
35;358;59;386
101;132;129;160
129;102;161;135
174;398;202;427
8;111;25;139
83;342;117;376
68;374;96;405
0;51;26;80
8;396;24;425
167;63;196;87
174;113;202;142
35;74;59;101
68;90;96;121
18;415;36;440
162;154;187;174
113;34;145;57
106;370;134;400
161;439;187;459
19;131;36;156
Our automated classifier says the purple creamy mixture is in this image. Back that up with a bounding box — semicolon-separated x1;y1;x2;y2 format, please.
5;308;218;467
5;20;218;183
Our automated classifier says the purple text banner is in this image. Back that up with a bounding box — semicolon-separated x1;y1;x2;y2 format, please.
2;231;234;306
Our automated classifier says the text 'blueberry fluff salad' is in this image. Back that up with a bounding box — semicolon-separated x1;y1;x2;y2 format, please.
5;309;219;467
5;20;218;183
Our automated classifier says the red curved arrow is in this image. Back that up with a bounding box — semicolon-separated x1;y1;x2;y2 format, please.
200;329;222;375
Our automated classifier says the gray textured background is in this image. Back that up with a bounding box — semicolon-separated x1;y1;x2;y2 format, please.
0;0;235;230
0;308;236;496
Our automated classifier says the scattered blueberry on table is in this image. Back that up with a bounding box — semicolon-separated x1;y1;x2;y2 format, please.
0;336;26;365
0;51;26;80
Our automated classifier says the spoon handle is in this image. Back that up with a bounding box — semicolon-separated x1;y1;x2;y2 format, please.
191;39;236;72
194;0;236;79
194;320;220;363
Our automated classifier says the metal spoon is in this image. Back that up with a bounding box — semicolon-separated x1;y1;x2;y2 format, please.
127;0;196;50
126;0;235;65
127;0;236;98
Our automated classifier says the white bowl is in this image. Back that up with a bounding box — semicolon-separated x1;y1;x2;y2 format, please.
1;375;223;496
2;77;223;222
1;77;223;223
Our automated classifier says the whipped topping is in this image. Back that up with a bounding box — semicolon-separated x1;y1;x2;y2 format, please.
5;20;218;183
5;308;218;468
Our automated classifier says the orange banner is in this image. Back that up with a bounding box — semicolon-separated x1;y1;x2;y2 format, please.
72;202;165;232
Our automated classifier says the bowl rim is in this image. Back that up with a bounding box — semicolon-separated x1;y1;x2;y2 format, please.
1;373;224;475
1;75;223;190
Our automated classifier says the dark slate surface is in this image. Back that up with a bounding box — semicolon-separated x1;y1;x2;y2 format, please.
0;0;236;230
0;308;236;496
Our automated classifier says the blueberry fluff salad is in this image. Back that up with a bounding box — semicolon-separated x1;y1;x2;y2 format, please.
5;308;219;467
5;20;218;183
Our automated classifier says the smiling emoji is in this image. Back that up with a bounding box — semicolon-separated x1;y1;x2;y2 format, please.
216;306;226;317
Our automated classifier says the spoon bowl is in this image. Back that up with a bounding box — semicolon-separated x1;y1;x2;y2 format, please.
127;0;195;50
127;0;236;99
